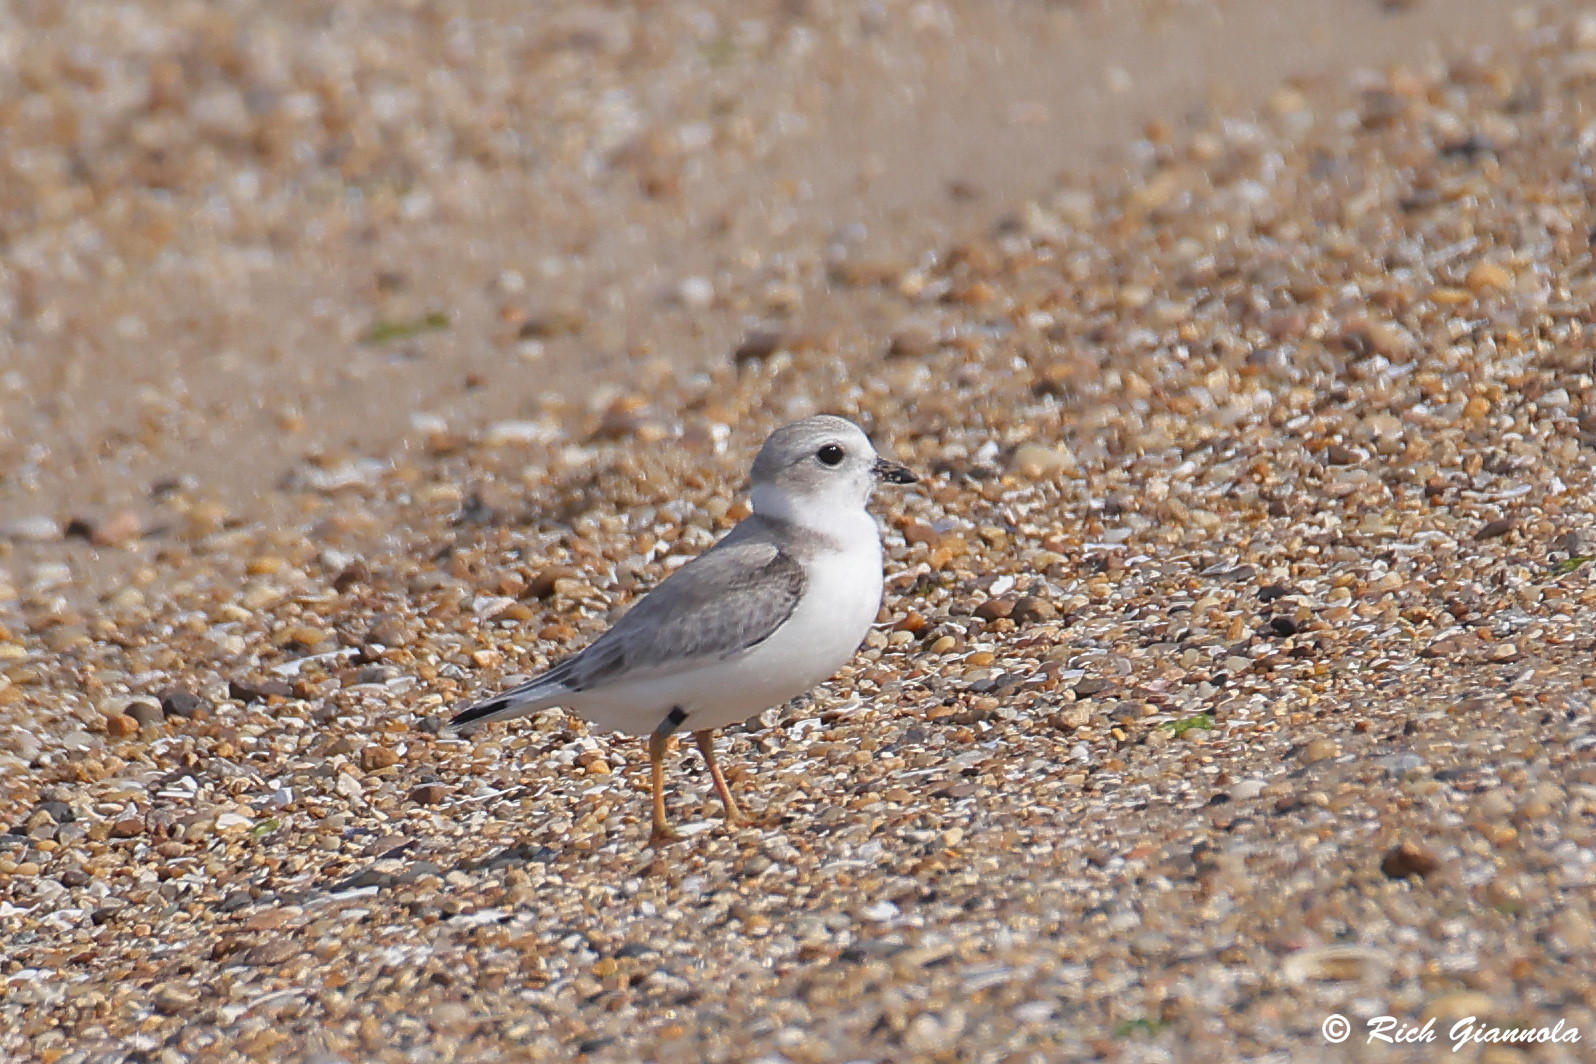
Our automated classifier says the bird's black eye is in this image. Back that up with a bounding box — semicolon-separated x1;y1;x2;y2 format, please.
816;444;845;466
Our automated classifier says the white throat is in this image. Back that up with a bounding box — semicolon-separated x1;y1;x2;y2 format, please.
751;483;879;546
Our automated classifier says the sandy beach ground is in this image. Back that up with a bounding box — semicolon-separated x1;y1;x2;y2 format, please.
4;1;1596;1061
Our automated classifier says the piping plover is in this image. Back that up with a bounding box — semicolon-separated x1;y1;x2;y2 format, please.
449;415;918;842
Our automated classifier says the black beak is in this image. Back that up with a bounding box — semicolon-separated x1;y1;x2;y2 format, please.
873;458;918;485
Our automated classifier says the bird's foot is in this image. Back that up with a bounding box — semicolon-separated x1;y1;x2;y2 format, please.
648;824;681;847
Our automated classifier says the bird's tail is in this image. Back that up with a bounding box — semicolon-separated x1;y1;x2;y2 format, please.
447;678;567;731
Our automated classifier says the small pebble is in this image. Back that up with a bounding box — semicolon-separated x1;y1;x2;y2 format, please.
158;687;206;718
1381;840;1443;880
1;516;61;542
229;678;294;703
361;746;401;772
974;597;1014;621
110;817;144;839
410;783;451;805
1010;443;1074;478
126;700;165;728
1299;738;1339;764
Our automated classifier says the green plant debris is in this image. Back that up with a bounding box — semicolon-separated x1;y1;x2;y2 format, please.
1161;713;1214;736
1114;1017;1169;1038
361;310;450;345
701;35;735;65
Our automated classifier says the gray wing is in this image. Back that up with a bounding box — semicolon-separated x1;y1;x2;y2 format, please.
543;536;804;691
450;530;804;728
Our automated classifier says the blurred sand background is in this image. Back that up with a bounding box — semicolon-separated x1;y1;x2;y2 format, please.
0;0;1570;551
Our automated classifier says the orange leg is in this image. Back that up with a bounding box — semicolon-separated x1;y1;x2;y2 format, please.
648;732;678;845
694;730;745;827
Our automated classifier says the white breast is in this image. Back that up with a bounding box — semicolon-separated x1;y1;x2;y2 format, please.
570;526;884;736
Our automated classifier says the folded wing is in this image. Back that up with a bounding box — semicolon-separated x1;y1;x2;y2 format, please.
449;534;804;729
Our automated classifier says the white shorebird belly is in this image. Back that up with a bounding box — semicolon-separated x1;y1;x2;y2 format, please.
569;529;884;735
